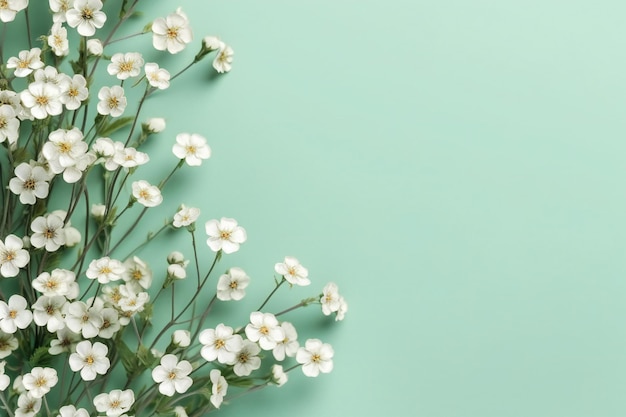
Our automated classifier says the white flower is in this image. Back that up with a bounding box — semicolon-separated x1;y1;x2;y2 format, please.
233;340;261;377
97;85;127;117
91;204;106;221
172;329;191;347
123;256;152;291
0;361;9;391
69;341;110;381
0;295;32;334
216;267;250;301
64;301;103;338
152;9;193;54
199;323;243;364
50;0;71;23
144;117;166;133
209;369;227;409
30;213;66;252
203;36;225;52
49;328;80;355
0;0;27;22
20;81;62;119
275;256;310;286
145;63;170;90
0;234;30;277
167;263;187;280
7;48;43;77
32;296;66;332
98;307;120;339
271;364;288;387
113;146;149;168
48;22;69;56
43;127;94;183
59;74;88;110
8;162;49;205
34;66;64;85
296;339;334;377
174;406;188;417
167;251;186;265
93;389;134;417
173;205;200;228
0;331;17;358
57;405;89;417
132;180;163;207
86;256;125;284
151;354;193;396
66;0;106;37
272;321;299;361
22;367;58;398
172;133;211;166
0;104;19;144
213;45;234;73
86;38;103;55
205;217;247;254
15;392;41;417
108;52;144;80
321;282;347;321
32;268;76;297
336;296;348;321
245;312;284;350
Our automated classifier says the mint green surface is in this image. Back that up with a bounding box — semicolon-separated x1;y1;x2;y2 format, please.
118;1;626;416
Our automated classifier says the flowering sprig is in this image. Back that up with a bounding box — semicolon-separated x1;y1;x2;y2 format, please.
0;1;347;416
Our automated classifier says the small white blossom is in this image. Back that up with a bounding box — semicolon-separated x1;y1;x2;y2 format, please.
0;361;9;391
172;133;211;166
336;296;348;321
20;81;62;119
205;217;247;254
172;330;191;347
233;340;261;377
321;282;348;320
108;52;144;80
0;0;27;22
203;36;225;52
7;48;43;77
64;301;103;338
48;22;69;56
57;405;89;417
213;45;234;73
0;331;17;358
98;307;120;339
132;180;163;207
123;256;152;291
167;263;187;280
59;74;88;110
93;389;134;417
50;0;71;23
97;85;127;117
8;162;49;205
199;323;243;364
272;321;299;361
86;257;125;284
0;234;30;278
145;63;170;90
30;213;66;252
15;392;41;417
151;354;193;396
69;340;110;381
152;9;193;54
174;406;188;417
113;146;149;168
271;364;288;387
22;367;58;398
86;38;103;55
33;268;77;298
42;127;95;183
49;328;80;355
275;256;310;286
296;339;334;377
91;204;107;221
66;0;107;37
0;104;19;144
245;312;284;350
216;267;250;301
144;117;166;133
173;205;200;228
209;369;227;409
0;295;32;334
32;296;67;332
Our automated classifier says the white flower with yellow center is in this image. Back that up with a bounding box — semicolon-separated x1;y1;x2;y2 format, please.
58;405;89;417
0;234;29;278
216;267;250;301
59;74;88;110
64;300;103;339
275;256;310;286
152;9;193;54
199;323;243;364
132;180;163;207
233;340;261;377
245;312;284;351
22;367;58;398
108;52;144;80
213;45;234;73
49;328;80;356
145;62;170;90
172;132;211;166
8;162;49;205
0;331;17;358
50;0;71;23
7;48;43;77
122;256;152;291
205;217;247;254
32;295;66;332
272;321;299;361
16;392;41;416
0;104;19;144
32;269;75;297
20;81;62;119
93;389;134;417
151;354;193;396
173;205;200;228
30;213;66;252
209;369;228;409
296;339;334;377
66;0;106;37
48;22;69;56
0;0;27;23
97;85;127;117
69;340;110;381
43;127;94;183
0;295;32;334
86;257;125;284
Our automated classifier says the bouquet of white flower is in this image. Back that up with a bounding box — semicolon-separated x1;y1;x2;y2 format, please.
0;1;347;416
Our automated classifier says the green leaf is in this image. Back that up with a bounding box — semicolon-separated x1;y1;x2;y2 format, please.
118;340;141;377
29;346;52;368
99;116;134;137
137;344;159;368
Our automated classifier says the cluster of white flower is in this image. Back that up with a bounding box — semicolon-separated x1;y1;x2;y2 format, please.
0;1;346;416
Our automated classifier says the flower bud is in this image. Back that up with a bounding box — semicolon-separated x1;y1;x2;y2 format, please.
167;263;186;280
144;117;166;133
172;329;191;347
174;406;189;417
64;226;81;247
167;251;185;265
91;204;107;221
203;36;224;52
87;39;103;55
271;364;288;387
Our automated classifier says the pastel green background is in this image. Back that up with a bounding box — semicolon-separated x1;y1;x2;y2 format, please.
64;0;626;416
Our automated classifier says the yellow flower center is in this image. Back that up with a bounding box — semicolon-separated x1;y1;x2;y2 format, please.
119;61;134;73
167;27;179;39
214;339;225;349
35;95;49;106
23;178;36;190
81;8;93;20
85;355;94;365
108;96;119;109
